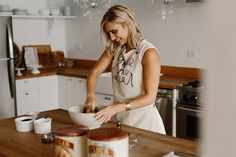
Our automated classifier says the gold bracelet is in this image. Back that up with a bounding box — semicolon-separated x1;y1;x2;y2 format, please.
125;102;131;111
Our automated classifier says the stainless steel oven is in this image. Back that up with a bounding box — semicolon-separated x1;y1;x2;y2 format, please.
176;104;202;140
176;80;203;141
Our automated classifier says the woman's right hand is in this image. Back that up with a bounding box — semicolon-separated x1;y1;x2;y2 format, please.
84;95;96;112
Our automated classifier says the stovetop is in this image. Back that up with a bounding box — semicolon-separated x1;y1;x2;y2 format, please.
176;80;204;106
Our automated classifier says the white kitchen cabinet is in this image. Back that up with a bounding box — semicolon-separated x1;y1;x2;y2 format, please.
16;76;60;115
58;76;71;110
71;77;87;107
58;76;86;109
16;78;40;116
38;76;59;111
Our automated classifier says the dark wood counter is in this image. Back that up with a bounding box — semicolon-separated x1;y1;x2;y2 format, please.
0;109;200;157
15;57;203;89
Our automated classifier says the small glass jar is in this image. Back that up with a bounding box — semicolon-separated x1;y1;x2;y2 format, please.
87;127;129;157
54;125;89;157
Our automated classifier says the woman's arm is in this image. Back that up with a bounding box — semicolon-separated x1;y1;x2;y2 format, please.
95;48;161;123
86;49;113;111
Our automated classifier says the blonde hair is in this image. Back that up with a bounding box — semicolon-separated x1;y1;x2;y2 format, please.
101;4;143;54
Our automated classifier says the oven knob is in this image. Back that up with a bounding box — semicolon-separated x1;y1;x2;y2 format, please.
191;96;198;103
183;95;191;102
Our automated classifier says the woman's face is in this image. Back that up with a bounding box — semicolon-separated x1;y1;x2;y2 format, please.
104;21;129;46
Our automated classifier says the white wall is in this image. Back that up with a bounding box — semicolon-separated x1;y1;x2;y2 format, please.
1;0;67;52
65;0;207;68
1;0;207;68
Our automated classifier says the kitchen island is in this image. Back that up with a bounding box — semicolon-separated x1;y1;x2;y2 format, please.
0;109;200;157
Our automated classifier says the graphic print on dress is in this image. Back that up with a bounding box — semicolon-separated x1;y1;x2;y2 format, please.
112;49;139;88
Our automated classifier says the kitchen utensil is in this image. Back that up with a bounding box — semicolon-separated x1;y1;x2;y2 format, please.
41;132;55;144
33;117;52;134
27;65;42;74
68;105;102;129
15;116;34;132
15;68;25;76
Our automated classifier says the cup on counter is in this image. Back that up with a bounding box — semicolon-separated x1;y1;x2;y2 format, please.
34;117;52;134
15;116;34;132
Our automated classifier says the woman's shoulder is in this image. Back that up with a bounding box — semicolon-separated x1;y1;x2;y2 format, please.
139;39;156;49
138;39;157;56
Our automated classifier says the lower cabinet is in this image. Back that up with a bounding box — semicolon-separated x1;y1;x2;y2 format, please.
38;76;59;111
58;76;86;110
16;75;112;115
16;78;40;116
16;76;59;115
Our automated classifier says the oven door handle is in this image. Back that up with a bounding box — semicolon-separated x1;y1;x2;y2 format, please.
178;106;202;113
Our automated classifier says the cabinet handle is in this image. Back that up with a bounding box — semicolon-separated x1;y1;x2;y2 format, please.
104;97;111;100
78;80;83;83
25;92;29;95
67;78;72;81
24;80;28;84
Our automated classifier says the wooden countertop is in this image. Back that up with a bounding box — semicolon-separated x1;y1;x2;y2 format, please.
16;66;199;89
0;109;200;157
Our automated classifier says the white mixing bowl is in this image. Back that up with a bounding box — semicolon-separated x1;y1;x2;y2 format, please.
68;105;102;129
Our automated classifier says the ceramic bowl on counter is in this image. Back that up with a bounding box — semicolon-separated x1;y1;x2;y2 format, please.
34;117;52;134
15;116;34;132
68;105;102;129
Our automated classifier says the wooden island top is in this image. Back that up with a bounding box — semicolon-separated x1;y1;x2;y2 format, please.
0;109;200;157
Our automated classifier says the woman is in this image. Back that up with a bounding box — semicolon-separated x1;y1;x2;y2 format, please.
85;4;166;134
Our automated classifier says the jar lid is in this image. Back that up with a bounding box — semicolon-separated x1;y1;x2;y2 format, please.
55;125;88;136
87;127;128;141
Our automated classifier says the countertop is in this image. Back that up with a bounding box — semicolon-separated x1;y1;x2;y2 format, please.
0;109;200;157
16;66;199;89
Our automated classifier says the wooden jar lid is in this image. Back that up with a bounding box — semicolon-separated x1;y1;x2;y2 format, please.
87;127;128;141
55;125;88;137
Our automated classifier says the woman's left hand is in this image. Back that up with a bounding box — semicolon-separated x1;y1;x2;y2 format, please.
95;105;120;124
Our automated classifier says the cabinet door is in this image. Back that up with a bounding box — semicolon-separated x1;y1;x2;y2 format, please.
71;77;86;107
17;90;40;115
38;76;59;111
58;76;72;110
16;78;39;116
95;93;113;108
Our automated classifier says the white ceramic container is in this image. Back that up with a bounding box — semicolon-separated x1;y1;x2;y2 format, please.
15;116;34;132
87;127;129;157
54;125;89;157
33;117;52;134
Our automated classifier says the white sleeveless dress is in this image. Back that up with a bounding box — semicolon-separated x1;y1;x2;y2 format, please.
111;39;166;134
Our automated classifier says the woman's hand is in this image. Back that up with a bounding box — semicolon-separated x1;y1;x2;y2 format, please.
84;95;96;112
95;104;124;123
